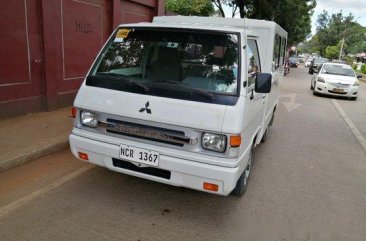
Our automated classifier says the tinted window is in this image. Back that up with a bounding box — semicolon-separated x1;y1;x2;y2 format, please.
247;39;261;88
90;28;240;96
314;58;328;64
272;35;281;70
280;37;286;65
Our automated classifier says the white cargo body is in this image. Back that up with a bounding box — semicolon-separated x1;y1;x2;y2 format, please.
69;16;287;196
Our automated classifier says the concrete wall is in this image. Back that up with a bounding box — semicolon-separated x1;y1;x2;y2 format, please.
0;0;165;119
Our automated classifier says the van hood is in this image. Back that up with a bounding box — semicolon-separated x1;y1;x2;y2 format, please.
78;86;227;132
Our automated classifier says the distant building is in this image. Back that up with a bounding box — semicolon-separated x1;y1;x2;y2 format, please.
0;0;165;119
356;53;366;63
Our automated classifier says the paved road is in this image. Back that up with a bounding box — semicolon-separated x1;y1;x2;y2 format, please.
1;66;366;241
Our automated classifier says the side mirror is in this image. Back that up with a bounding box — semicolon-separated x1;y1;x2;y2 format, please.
357;74;362;79
255;73;272;93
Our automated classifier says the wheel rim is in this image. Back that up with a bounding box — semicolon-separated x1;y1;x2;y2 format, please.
243;152;252;186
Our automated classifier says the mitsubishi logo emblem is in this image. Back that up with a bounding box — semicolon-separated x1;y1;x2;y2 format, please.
139;101;152;114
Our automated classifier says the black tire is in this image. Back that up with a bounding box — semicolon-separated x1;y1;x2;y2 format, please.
261;127;268;143
350;97;357;101
232;148;253;196
269;112;275;126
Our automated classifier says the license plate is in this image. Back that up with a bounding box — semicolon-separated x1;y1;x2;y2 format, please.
333;88;344;93
120;145;159;167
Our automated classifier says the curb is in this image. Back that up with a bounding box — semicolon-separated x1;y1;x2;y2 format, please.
360;78;366;83
0;138;69;173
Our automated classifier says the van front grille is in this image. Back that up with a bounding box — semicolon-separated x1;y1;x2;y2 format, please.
98;118;197;147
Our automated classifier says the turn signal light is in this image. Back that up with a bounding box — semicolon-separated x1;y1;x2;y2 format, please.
71;107;76;118
203;182;219;192
230;135;242;147
78;152;89;161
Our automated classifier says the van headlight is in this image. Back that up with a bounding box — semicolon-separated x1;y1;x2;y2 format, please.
202;133;227;152
80;111;98;128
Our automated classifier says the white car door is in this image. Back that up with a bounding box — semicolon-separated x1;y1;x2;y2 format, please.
244;38;266;145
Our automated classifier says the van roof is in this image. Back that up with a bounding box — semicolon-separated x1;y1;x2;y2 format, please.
153;16;286;33
119;22;242;33
118;16;286;36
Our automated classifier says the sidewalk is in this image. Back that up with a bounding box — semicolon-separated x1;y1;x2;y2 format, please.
0;107;73;173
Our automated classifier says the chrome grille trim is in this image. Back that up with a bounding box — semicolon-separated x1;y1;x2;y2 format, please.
98;120;198;145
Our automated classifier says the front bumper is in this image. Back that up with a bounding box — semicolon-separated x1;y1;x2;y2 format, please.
69;133;243;196
314;82;359;97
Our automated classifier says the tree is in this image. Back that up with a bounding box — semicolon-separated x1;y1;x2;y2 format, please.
325;45;340;60
166;0;214;16
315;11;366;56
300;34;321;54
273;0;316;45
211;0;316;45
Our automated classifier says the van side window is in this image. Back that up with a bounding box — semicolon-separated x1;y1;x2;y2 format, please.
280;37;286;65
247;39;261;88
272;35;281;70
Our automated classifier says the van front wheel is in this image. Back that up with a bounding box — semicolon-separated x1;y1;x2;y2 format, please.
232;148;253;196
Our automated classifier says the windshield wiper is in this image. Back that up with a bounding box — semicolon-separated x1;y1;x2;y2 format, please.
95;72;131;80
151;80;213;100
128;80;149;92
94;73;149;92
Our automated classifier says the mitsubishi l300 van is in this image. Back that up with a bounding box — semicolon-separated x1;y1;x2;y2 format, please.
69;16;287;196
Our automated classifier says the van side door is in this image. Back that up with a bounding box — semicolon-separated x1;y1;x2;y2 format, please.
244;38;265;144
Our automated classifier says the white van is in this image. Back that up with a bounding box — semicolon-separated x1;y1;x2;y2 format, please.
69;16;287;196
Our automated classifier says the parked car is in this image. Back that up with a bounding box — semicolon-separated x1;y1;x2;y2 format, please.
69;16;288;196
311;63;361;100
289;56;298;67
309;57;328;74
305;57;313;67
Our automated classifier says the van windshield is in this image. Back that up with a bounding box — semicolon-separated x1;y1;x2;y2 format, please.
87;28;240;101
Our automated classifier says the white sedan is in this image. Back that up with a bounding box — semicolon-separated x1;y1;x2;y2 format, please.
311;63;361;100
305;59;312;67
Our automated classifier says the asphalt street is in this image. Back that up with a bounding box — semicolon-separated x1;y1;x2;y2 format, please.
0;66;365;241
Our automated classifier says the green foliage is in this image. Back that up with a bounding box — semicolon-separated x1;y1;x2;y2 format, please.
166;0;214;16
344;56;355;66
325;45;340;60
362;65;366;74
348;40;366;54
300;34;320;54
212;0;316;45
315;11;366;56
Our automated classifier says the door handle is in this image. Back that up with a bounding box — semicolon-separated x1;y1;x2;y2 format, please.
262;94;266;99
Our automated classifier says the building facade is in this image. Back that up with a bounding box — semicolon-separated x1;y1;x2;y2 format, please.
0;0;165;119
